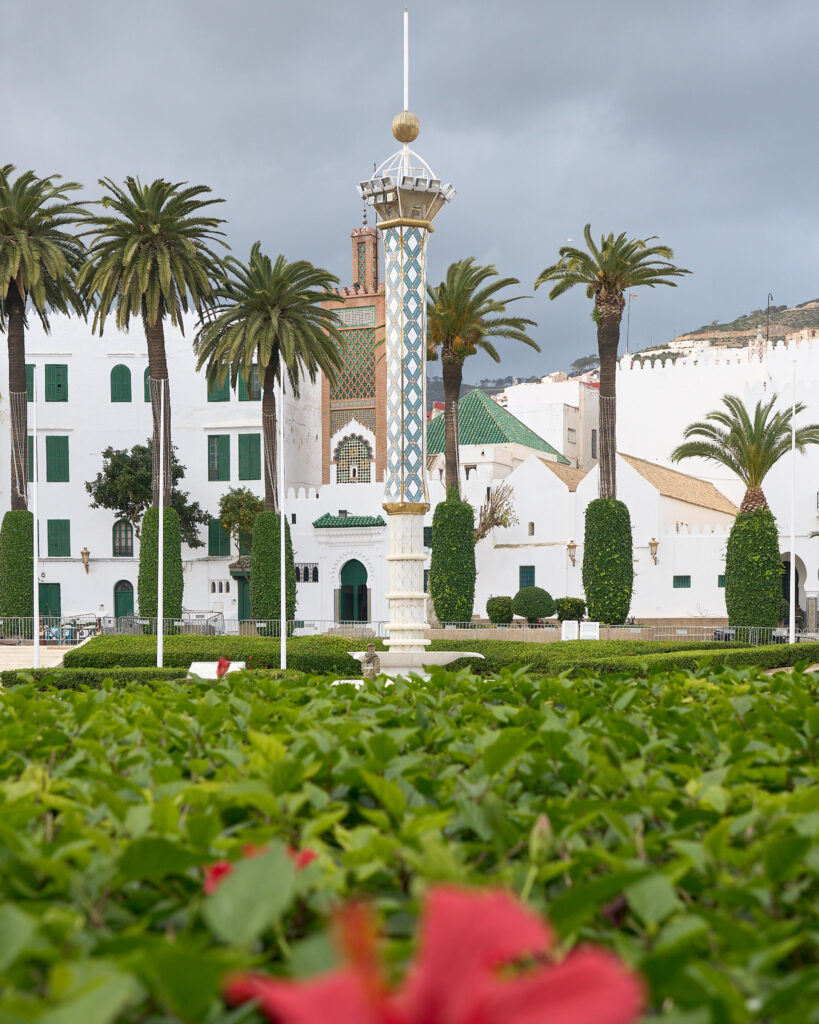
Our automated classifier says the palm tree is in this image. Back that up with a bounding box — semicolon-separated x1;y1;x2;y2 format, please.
427;259;539;494
194;243;344;511
0;166;85;509
79;177;226;507
671;393;819;512
535;225;690;499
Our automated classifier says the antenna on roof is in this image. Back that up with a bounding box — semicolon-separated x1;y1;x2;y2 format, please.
404;8;409;111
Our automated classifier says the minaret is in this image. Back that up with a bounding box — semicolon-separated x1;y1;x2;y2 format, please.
358;11;456;660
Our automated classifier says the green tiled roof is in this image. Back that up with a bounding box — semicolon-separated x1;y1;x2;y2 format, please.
313;513;386;529
426;389;570;464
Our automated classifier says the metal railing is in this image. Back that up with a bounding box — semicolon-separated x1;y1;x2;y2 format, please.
0;614;98;646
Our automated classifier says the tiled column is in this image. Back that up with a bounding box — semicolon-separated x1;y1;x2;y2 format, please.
380;224;430;652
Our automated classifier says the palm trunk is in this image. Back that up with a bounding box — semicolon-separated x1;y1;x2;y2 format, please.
7;290;28;511
442;350;463;496
739;486;767;514
144;314;173;509
262;358;279;512
595;294;625;500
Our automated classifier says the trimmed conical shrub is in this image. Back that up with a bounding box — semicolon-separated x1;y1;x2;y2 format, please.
725;506;783;627
250;511;296;622
429;487;476;624
138;507;183;619
582;498;633;624
0;510;33;616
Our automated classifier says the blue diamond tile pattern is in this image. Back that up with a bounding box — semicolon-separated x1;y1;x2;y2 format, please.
383;226;428;504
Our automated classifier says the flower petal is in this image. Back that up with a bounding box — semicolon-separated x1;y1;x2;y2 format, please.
225;971;387;1024
396;887;551;1024
477;948;644;1024
203;861;232;894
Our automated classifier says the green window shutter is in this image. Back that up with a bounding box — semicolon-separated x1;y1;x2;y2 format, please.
238;434;261;480
519;565;535;589
47;519;70;557
208;517;230;556
208;435;230;481
45;436;69;482
112;520;133;557
28;435;34;482
110;364;132;402
424;569;429;592
423;526;432;547
238;364;260;401
239;532;251;555
26;364;34;402
45;364;68;402
144;367;151;402
207;376;230;402
718;574;726;588
673;575;691;589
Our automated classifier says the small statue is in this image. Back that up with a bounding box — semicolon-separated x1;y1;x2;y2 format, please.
361;643;381;679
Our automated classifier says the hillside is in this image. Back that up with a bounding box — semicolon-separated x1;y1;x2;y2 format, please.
673;298;819;348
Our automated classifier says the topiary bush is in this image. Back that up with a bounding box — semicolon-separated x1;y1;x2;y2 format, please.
0;510;34;617
582;498;633;624
512;586;555;623
486;595;513;624
429;487;476;624
725;506;783;628
138;507;183;619
555;597;586;621
250;512;296;622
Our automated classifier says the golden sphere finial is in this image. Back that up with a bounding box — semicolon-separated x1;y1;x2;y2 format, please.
392;110;420;144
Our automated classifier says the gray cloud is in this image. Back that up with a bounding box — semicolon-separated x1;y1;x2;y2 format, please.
3;0;817;378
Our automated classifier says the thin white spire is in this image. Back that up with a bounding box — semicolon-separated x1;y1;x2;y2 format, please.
403;9;409;111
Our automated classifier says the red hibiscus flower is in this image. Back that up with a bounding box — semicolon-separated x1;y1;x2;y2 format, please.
203;860;233;895
287;846;318;870
216;656;231;678
225;886;643;1024
204;843;315;895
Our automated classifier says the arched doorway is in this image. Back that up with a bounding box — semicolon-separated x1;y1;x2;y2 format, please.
340;559;368;622
114;580;134;618
781;553;808;612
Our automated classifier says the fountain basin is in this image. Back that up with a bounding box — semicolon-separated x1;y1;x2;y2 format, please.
348;650;484;681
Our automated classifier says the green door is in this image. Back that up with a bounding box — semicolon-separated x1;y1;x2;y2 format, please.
340;559;368;622
39;583;61;619
238;577;250;620
114;580;134;618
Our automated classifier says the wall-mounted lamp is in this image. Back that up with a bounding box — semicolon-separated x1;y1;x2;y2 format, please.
567;539;577;566
648;538;659;565
81;547;90;574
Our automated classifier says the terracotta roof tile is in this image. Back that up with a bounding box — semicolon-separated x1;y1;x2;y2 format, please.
620;453;738;515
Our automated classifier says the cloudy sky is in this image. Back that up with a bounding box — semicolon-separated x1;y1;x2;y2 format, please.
4;0;818;379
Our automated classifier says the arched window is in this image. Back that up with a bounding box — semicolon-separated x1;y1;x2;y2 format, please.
312;566;319;583
210;582;216;593
110;364;132;402
295;566;302;582
333;434;373;483
528;522;535;536
112;520;133;557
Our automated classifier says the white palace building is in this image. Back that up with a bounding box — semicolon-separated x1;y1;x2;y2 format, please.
4;222;818;630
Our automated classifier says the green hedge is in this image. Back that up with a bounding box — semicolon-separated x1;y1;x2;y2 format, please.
486;596;513;623
726;506;783;628
66;634;755;677
0;510;33;616
429;488;475;623
572;641;819;677
250;511;296;621
1;666;299;689
512;586;555;623
555;597;586;621
138;507;184;618
582;498;633;623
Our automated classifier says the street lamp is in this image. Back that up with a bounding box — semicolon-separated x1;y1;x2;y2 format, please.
567;539;577;566
648;538;659;564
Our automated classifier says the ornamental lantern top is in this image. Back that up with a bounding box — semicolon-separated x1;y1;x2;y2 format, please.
357;9;455;226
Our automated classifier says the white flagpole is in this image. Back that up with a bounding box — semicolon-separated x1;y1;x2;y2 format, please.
157;379;165;667
279;371;287;670
32;373;40;668
789;358;797;645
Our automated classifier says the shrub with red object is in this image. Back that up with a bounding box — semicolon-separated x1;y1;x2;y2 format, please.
203;843;316;893
216;656;231;678
224;886;643;1024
